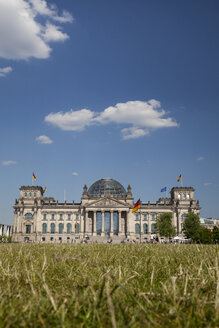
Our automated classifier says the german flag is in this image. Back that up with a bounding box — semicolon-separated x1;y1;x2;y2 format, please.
132;199;141;213
177;174;182;182
32;173;36;181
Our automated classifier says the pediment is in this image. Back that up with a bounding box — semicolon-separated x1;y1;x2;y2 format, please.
85;196;128;208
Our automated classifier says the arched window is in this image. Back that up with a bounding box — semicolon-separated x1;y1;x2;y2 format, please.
59;223;64;234
143;223;148;234
51;223;55;234
151;223;156;234
29;192;32;197
42;223;47;234
67;223;72;234
25;192;27;197
25;213;33;220
135;223;140;234
75;223;80;234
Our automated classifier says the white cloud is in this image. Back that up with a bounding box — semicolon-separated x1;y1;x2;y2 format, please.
29;0;73;23
44;100;178;140
36;135;53;144
197;156;204;161
72;172;78;176
203;182;212;186
0;0;73;60
43;23;69;42
45;109;95;131
0;66;13;77
2;160;16;166
121;127;149;140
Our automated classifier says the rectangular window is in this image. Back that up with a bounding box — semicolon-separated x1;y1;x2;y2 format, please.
43;214;47;220
51;214;55;220
143;214;147;221
26;225;31;234
151;214;155;221
135;214;139;220
76;214;79;221
60;214;63;220
68;214;71;220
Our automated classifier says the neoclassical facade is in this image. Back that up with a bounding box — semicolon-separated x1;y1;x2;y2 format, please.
12;178;200;243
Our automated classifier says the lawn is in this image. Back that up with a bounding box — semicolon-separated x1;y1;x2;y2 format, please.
0;244;218;327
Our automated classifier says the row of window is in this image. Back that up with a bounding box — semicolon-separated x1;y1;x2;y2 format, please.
24;192;37;197
25;223;80;234
135;223;156;234
135;214;156;221
177;193;190;200
43;213;79;221
42;223;80;234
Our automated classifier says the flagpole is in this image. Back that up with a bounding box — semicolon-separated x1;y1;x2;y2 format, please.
139;201;142;244
181;171;183;187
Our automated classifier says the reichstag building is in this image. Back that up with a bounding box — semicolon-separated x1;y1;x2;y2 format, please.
12;178;200;243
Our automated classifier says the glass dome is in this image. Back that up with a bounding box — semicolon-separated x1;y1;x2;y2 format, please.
88;178;126;197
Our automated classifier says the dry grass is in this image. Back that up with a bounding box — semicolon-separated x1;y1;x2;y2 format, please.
0;244;218;327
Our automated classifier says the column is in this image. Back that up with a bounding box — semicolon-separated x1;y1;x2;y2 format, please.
126;211;130;237
172;211;177;233
118;211;122;235
80;214;83;233
110;211;114;235
93;211;97;236
101;211;104;236
148;214;151;235
13;211;17;233
84;210;88;234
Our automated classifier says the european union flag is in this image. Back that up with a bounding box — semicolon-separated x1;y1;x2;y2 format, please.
160;187;167;192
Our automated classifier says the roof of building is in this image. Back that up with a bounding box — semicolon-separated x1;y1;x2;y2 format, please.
88;178;126;197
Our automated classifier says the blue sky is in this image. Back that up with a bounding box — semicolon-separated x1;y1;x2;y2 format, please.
0;0;219;224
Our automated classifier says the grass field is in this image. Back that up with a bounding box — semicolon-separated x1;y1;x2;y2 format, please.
0;244;218;327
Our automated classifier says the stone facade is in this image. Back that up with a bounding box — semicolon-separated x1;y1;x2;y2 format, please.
12;179;200;243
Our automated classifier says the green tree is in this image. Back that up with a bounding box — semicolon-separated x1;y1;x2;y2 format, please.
156;213;176;239
212;226;219;244
198;226;213;244
182;213;201;242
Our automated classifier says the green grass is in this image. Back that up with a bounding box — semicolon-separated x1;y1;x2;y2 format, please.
0;244;218;327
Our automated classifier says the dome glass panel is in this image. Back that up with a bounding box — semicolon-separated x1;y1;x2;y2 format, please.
88;179;126;197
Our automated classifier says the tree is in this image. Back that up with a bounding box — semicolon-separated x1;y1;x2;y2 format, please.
198;226;213;244
182;213;201;242
212;226;219;244
156;213;176;239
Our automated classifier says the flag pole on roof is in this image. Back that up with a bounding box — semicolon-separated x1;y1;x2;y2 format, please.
132;199;142;243
32;172;36;185
177;172;183;187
